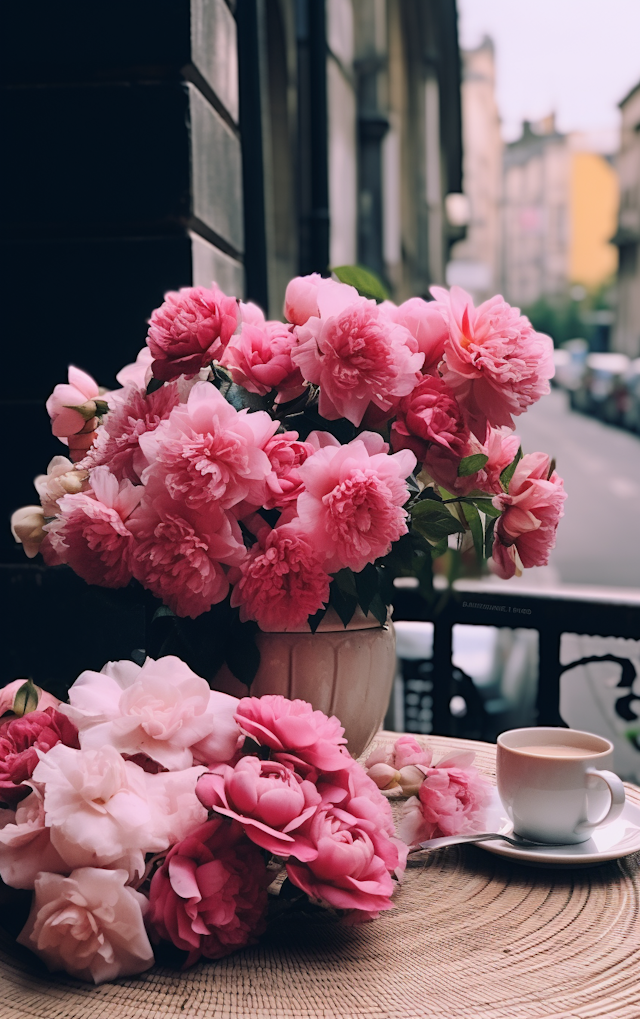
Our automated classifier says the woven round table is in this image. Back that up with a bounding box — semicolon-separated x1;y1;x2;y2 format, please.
2;732;640;1019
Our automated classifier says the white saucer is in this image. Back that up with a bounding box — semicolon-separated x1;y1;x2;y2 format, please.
477;788;640;868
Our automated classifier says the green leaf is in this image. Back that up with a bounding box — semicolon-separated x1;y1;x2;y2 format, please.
333;568;358;598
146;377;164;395
457;453;489;477
484;515;498;559
308;605;328;634
368;592;388;626
12;679;40;717
462;502;484;565
152;605;175;620
331;265;389;302
380;532;415;573
465;497;501;517
410;500;465;543
225;620;260;687
500;446;523;493
329;582;358;628
354;563;379;615
429;536;449;560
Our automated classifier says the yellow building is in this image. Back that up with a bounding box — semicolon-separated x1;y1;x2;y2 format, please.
569;149;619;288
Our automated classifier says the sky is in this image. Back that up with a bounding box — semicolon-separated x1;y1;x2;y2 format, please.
457;0;640;145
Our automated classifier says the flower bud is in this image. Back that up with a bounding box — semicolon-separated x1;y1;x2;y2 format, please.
64;400;97;421
367;763;402;791
397;764;427;797
11;678;40;717
11;506;45;558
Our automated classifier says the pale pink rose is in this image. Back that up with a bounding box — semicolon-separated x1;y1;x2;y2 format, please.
33;743;168;876
296;436;416;572
147;284;238;382
398;750;492;846
285;803;396;915
81;382;180;483
139;382;278;511
262;432;315;510
491;452;566;579
66;418;100;463
432;285;554;440
0;679;60;718
63;655;241;770
46;366;100;440
0;788;68;889
34;456;89;517
393;735;433;769
230;521;331;632
238;300;267;326
148;816;268;966
115;345;153;389
128;480;246;618
44;466;142;589
196;756;321;860
0;707;80;808
146;766;208;847
293;296;424;426
234;695;348;772
391;375;469;464
220;321;305;403
284;274;359;327
10;506;46;559
17;868;154;984
381;297;448;374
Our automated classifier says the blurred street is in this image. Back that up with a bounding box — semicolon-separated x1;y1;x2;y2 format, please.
514;388;640;588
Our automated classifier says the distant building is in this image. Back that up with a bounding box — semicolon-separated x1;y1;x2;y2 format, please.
448;36;503;302
612;81;640;357
501;117;619;310
501;116;571;307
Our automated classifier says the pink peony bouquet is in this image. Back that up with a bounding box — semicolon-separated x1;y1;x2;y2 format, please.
11;269;566;683
0;661;414;983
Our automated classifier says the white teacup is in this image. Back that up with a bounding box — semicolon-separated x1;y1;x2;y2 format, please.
496;727;626;845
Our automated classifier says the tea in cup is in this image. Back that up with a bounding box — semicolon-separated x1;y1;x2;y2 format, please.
496;727;625;844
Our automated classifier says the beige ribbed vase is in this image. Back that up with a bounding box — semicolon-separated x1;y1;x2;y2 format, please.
213;609;396;759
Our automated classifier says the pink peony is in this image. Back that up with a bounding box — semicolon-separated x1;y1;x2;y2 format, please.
46;366;100;441
234;695;348;772
230;521;331;631
115;345;153;389
491;452;566;579
221;320;305;403
293;295;424;426
0;707;80;808
63;656;241;771
128;479;246;618
33;742;206;878
422;425;521;498
147;284;238;382
432;285;554;440
196;756;321;860
296;434;416;573
17;868;154;984
391;375;469;464
148;816;268;967
0;679;60;718
262;432;315;510
139;382;278;511
285;802;397;915
284;274;358;327
0;787;68;889
398;750;492;846
44;466;142;588
381;297;448;374
81;382;179;483
34;456;89;517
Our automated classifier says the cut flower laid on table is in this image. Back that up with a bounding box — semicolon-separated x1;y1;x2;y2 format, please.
0;665;491;983
11;268;566;686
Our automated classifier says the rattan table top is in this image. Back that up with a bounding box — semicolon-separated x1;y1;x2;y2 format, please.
2;732;640;1019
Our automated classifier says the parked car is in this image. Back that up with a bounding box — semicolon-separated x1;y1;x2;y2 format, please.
622;358;640;433
554;338;588;392
571;352;630;424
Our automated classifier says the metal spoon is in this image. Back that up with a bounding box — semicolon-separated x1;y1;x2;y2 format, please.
412;832;568;852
